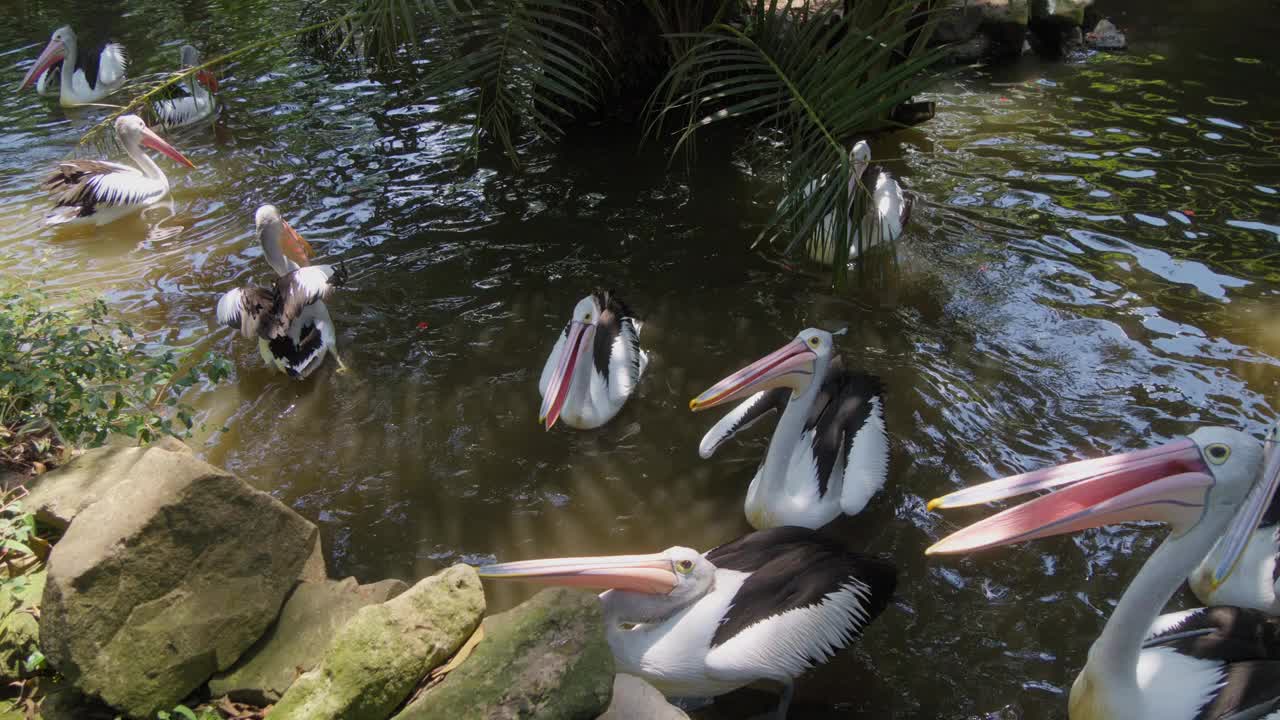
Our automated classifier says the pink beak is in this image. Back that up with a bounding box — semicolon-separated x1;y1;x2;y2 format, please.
196;70;219;93
139;126;196;168
19;39;65;91
689;337;816;411
540;321;594;430
926;438;1211;555
477;552;678;594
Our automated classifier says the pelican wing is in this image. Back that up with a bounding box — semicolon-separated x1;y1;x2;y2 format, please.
596;311;644;404
42;160;163;221
704;527;896;679
96;42;128;87
264;265;345;338
698;389;789;459
801;363;887;514
216;286;275;339
1144;607;1280;720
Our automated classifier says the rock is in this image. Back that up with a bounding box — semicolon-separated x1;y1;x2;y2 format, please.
1086;18;1126;50
974;0;1030;26
40;449;318;719
394;587;613;720
1030;0;1091;25
932;0;985;44
598;675;689;720
208;577;409;705
269;565;484;720
946;32;993;63
0;568;44;678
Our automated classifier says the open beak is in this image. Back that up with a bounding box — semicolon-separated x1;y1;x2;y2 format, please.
477;552;678;594
1202;442;1280;590
280;221;314;267
19;39;65;90
926;438;1212;555
139;127;196;168
540;321;594;430
689;338;815;411
196;70;218;93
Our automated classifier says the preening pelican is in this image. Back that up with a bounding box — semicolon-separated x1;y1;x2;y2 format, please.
216;205;348;379
805;140;910;266
18;26;127;106
154;45;218;130
40;114;194;227
1189;422;1280;613
929;427;1280;720
478;526;896;718
538;290;647;430
690;328;888;530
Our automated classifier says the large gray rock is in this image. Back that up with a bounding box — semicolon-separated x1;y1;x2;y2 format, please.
269;565;485;720
25;437;190;530
1086;18;1126;50
208;577;409;704
40;448;317;718
394;587;614;720
598;675;689;720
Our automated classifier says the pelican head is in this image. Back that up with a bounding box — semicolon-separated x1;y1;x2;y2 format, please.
927;427;1280;591
539;292;610;430
254;204;313;275
19;26;75;91
477;545;714;623
114;115;195;168
850;140;871;180
690;327;836;412
179;44;218;93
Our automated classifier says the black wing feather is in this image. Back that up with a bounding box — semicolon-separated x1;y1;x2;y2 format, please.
803;358;885;497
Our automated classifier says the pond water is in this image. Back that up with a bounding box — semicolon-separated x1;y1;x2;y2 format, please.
2;0;1278;717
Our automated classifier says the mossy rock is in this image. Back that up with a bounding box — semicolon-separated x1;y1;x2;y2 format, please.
393;587;613;720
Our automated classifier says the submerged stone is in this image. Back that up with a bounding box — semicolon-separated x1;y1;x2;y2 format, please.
393;587;613;720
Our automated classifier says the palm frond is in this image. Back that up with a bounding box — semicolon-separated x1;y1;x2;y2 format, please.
420;0;608;166
648;0;947;287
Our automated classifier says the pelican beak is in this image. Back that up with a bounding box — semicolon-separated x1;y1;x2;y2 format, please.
196;69;219;93
539;320;594;430
19;38;66;90
477;553;677;594
280;221;314;267
1202;443;1280;590
926;438;1211;555
139;126;196;168
689;337;815;411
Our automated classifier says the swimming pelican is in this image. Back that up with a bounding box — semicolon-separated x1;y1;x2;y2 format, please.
538;290;647;430
690;328;888;530
216;205;349;379
928;427;1280;720
40;114;194;227
805;140;910;266
1189;422;1280;613
478;526;896;718
18;26;127;106
153;45;218;130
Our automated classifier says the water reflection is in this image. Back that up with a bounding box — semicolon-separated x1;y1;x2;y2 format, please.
1;0;1279;717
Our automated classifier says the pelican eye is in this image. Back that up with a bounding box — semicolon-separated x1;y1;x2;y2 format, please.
808;337;820;348
1206;443;1230;464
583;313;592;322
675;559;694;574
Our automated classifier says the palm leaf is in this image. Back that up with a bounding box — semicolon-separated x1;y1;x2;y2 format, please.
649;0;947;287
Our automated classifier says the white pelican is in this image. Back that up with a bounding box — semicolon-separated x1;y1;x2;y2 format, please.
928;427;1280;720
40;114;194;227
18;26;127;106
216;205;348;379
1189;422;1280;613
690;328;888;530
805;140;911;266
154;45;218;130
478;526;896;718
538;290;647;430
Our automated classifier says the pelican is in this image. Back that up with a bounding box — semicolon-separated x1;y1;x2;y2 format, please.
804;140;911;266
40;114;194;227
928;427;1280;720
216;205;349;379
153;45;219;130
18;26;127;106
689;328;888;530
1189;422;1280;613
538;290;647;430
477;526;896;718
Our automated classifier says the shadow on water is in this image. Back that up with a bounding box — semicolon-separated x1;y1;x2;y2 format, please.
1;0;1278;717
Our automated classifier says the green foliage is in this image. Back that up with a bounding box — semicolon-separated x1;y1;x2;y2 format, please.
0;284;232;453
650;0;946;283
156;705;220;720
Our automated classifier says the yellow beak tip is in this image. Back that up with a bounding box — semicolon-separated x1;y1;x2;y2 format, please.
924;543;940;556
926;498;944;512
688;399;699;411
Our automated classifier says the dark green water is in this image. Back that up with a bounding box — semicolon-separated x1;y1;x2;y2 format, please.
1;1;1278;717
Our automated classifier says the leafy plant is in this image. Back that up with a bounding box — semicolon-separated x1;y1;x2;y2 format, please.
157;704;221;720
0;284;232;466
